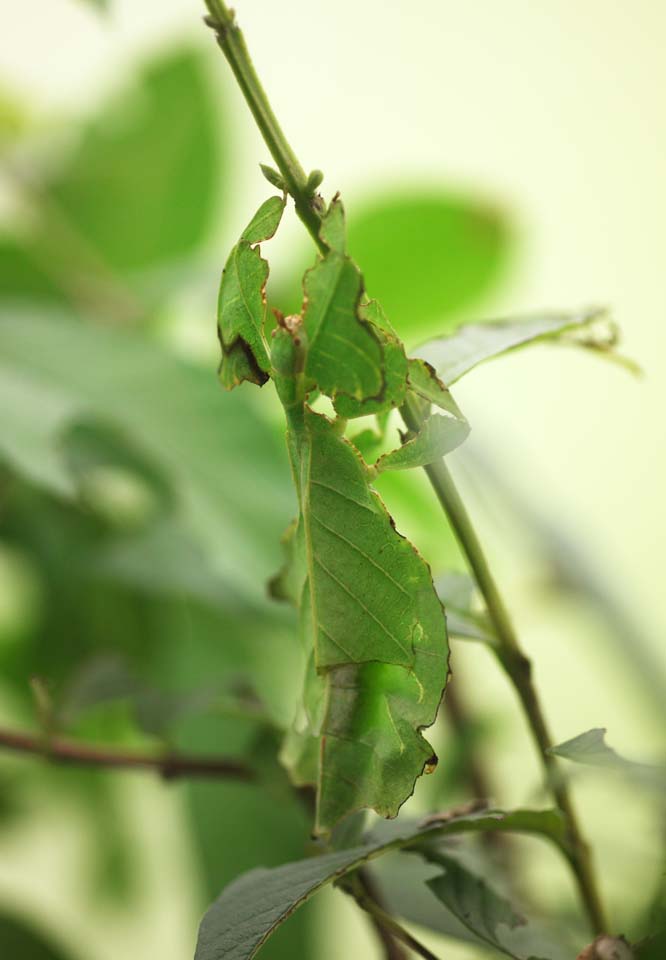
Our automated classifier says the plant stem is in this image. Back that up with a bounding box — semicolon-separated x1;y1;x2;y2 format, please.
356;869;409;960
0;727;254;781
201;0;607;935
342;872;442;960
202;0;325;253
401;397;606;935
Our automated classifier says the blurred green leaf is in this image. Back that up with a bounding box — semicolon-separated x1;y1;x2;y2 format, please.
49;47;219;275
62;418;174;529
195;806;565;960
0;309;292;605
417;307;639;385
436;572;496;644
0;48;222;314
132;684;218;740
426;852;541;960
549;729;666;792
0;912;77;960
346;191;510;340
0;237;66;305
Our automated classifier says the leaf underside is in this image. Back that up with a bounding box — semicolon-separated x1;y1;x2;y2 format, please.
416;307;638;385
217;196;285;389
549;728;666;791
426;852;532;959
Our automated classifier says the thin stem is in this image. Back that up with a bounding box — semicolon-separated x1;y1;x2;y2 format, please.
0;727;254;781
401;396;607;935
356;869;409;960
202;0;325;252
201;0;607;936
342;873;442;960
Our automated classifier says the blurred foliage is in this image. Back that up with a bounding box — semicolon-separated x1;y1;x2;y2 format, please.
0;913;77;960
347;191;510;341
0;48;220;321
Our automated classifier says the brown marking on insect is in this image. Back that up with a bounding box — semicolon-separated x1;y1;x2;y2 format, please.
283;314;303;334
424;754;438;775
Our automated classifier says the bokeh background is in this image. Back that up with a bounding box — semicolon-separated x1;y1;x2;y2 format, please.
0;1;664;957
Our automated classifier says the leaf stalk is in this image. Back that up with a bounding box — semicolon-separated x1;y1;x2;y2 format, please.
342;872;442;960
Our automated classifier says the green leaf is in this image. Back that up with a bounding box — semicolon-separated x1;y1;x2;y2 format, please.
0;49;220;317
269;385;448;832
374;848;575;960
302;250;384;403
319;195;346;253
0;912;76;960
346;191;510;339
218;338;268;390
47;47;219;277
194;806;566;960
217;197;286;389
195;845;373;960
241;196;286;245
406;357;464;419
0;309;292;605
426;852;541;960
417;307;639;386
4;55;214;317
332;300;408;419
375;413;470;473
549;729;666;792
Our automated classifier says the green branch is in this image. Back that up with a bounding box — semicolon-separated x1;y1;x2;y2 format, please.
201;0;607;935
